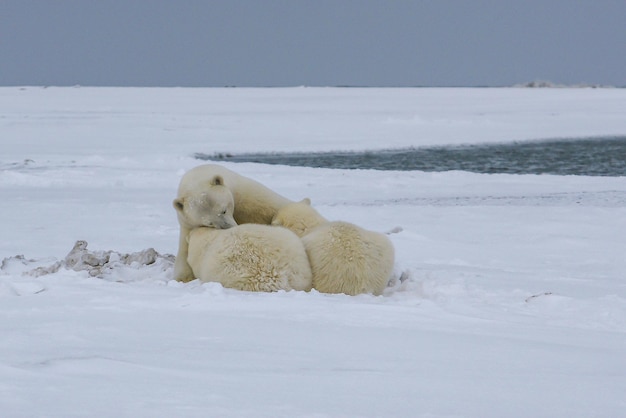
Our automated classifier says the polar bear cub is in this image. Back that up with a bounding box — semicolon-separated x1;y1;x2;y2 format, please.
272;199;394;296
187;224;313;292
173;164;293;282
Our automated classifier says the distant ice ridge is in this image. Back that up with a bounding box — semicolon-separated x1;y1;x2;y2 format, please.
513;80;616;88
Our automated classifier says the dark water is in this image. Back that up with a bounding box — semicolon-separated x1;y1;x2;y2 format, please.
195;136;626;176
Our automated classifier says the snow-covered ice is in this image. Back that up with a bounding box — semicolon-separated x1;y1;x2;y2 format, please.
1;87;626;417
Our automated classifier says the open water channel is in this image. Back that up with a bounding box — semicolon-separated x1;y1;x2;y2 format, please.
196;136;626;177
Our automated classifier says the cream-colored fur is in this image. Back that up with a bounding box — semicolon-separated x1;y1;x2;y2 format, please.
187;225;312;292
272;199;394;296
174;164;293;282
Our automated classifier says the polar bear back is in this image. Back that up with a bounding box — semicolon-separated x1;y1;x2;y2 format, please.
302;221;395;296
187;224;312;292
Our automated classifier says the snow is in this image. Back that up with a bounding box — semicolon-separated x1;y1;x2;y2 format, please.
1;86;626;417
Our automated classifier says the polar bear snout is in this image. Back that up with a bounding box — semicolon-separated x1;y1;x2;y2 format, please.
209;213;237;229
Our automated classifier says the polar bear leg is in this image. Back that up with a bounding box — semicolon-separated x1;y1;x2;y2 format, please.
173;226;195;282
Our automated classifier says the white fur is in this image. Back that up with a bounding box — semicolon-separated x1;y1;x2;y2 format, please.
174;164;293;282
272;199;394;296
187;225;312;292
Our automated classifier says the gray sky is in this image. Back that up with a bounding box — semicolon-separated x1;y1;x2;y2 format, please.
2;0;625;87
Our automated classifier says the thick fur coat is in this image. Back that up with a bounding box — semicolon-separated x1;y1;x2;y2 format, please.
187;225;312;292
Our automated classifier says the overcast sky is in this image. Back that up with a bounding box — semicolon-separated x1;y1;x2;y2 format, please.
2;0;625;87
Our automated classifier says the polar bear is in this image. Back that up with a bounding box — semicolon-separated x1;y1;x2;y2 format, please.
272;199;394;296
187;225;313;292
173;164;293;282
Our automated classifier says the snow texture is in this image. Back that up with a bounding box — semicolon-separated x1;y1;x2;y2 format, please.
1;87;626;418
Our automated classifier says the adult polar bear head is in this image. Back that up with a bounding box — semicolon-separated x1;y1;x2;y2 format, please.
173;175;237;230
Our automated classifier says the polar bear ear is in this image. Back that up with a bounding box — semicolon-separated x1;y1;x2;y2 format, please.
173;197;185;212
210;175;225;186
300;198;312;205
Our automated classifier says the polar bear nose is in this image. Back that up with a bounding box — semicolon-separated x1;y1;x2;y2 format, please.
214;215;237;229
223;218;237;229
